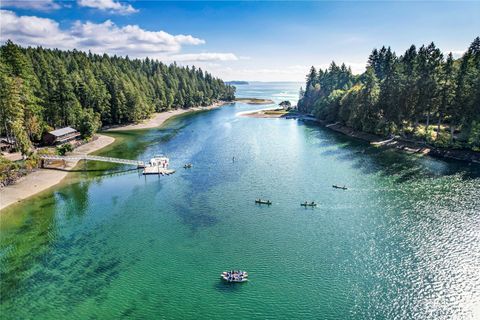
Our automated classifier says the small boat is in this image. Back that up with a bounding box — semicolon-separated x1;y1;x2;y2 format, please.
255;199;272;205
221;276;248;283
149;155;169;167
332;185;348;190
143;155;174;175
183;163;192;169
220;270;249;283
301;202;317;207
222;271;248;278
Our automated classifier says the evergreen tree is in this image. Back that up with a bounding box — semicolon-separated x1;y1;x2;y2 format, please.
0;41;235;152
298;37;480;151
438;53;456;139
416;43;443;129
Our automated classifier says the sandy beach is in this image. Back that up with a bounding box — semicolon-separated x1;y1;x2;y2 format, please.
0;134;115;211
1;103;228;211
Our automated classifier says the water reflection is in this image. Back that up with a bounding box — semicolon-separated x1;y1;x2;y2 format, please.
303;122;480;182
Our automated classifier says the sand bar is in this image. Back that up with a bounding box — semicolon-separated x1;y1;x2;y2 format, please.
234;98;274;105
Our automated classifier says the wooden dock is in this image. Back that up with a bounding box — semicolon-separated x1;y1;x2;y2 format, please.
142;166;176;175
40;154;145;168
41;154;176;175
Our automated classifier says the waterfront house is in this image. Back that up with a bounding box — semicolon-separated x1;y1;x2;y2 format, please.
43;127;80;145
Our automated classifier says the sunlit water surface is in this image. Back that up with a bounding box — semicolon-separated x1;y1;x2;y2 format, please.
1;82;479;319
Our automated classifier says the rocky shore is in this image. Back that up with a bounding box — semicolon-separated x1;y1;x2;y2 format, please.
302;118;480;164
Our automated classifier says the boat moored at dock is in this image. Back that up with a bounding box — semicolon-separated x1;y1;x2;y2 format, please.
143;155;175;175
149;155;169;168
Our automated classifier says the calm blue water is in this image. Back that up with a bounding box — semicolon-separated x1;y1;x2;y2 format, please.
1;83;479;319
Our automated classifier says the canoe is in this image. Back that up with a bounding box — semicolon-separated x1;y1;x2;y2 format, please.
255;200;272;205
301;203;317;207
332;185;347;190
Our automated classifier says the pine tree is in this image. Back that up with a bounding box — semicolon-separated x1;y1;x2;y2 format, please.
399;45;419;132
298;37;480;150
438;53;456;140
417;43;443;133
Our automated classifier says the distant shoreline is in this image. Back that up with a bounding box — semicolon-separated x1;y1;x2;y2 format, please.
0;102;230;212
227;81;249;85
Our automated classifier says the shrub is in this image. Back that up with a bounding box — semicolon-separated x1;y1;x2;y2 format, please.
467;121;480;151
432;131;452;148
56;144;73;156
0;156;21;186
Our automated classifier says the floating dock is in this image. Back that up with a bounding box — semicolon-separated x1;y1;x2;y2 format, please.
143;166;176;175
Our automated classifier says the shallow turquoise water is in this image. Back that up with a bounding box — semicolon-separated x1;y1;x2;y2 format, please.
1;83;479;319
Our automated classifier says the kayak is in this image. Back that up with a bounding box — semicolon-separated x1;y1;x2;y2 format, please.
332;185;347;190
301;202;317;207
255;199;272;205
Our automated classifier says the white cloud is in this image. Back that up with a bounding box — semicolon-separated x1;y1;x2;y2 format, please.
167;53;238;62
69;19;205;55
344;62;366;74
202;62;366;82
0;10;237;63
0;0;60;11
0;10;235;61
450;50;465;58
204;65;309;82
77;0;138;14
0;10;71;47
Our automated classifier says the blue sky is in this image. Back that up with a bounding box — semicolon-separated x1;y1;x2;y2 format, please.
1;1;479;81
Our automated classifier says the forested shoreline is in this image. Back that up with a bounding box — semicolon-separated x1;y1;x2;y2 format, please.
0;41;235;155
298;37;480;151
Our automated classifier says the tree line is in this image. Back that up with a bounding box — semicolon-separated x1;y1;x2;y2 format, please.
0;40;236;155
298;37;480;151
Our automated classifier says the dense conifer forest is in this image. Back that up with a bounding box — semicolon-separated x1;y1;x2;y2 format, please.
298;37;480;151
0;41;235;154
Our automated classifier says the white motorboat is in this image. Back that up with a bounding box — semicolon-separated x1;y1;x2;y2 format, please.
220;270;249;283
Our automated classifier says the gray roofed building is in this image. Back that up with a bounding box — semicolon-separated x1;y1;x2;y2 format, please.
49;127;78;137
43;127;80;145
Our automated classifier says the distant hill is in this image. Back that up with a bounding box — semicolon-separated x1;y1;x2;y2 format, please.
227;81;249;85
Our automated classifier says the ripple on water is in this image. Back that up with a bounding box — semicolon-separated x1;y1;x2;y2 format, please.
0;99;479;319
